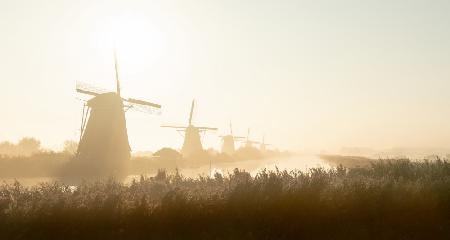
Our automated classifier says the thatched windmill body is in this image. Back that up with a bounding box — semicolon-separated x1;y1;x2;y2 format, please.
75;55;161;177
220;122;245;155
162;100;217;158
243;128;260;148
242;130;272;151
233;128;264;160
259;135;272;152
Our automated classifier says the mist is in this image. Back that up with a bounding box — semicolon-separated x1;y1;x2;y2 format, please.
1;0;450;239
1;0;450;152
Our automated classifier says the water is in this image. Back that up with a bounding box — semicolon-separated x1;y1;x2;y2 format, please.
2;155;330;186
127;154;330;181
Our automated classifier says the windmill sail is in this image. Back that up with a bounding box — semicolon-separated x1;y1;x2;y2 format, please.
161;125;187;129
124;98;162;114
197;127;219;131
114;50;121;96
76;82;111;97
188;100;195;125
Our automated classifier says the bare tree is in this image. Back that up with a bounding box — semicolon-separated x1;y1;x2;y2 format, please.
63;140;78;155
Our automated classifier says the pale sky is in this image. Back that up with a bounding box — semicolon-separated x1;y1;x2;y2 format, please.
1;0;449;152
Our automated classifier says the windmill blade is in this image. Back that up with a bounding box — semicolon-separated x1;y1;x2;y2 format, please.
199;129;216;133
76;82;111;97
114;50;121;96
188;99;195;125
125;103;161;114
124;98;162;114
161;125;187;129
126;98;161;109
197;127;218;131
76;88;100;97
233;136;246;140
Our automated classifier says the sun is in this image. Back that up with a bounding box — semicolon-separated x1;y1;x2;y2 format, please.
108;14;166;74
85;13;166;91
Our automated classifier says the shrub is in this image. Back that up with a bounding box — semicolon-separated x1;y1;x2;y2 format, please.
0;159;449;239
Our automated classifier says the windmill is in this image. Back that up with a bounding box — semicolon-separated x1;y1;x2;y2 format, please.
259;134;272;152
75;52;161;177
233;128;264;160
242;128;260;148
220;122;245;155
161;100;217;158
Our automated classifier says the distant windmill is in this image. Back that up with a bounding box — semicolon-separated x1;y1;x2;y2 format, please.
259;134;272;152
161;100;217;158
75;52;161;177
243;128;260;148
220;122;245;155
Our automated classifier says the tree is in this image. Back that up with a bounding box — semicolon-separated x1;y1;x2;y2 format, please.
0;141;15;155
18;137;41;156
63;140;78;154
154;148;182;161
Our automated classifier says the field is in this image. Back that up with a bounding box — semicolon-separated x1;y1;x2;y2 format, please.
320;154;374;168
0;158;449;239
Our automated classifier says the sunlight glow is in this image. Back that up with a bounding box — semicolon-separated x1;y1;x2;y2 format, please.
85;13;167;92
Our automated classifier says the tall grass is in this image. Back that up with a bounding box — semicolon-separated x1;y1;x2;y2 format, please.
0;159;449;239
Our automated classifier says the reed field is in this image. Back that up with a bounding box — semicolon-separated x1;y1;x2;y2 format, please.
0;159;449;239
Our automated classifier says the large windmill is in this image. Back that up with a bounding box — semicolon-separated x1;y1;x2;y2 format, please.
75;53;161;177
161;100;217;158
220;122;245;155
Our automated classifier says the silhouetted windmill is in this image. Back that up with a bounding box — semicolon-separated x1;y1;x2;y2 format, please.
75;52;161;177
220;122;245;155
161;100;217;158
259;134;272;152
243;128;260;148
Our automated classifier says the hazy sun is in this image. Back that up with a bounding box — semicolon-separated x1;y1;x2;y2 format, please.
85;13;167;92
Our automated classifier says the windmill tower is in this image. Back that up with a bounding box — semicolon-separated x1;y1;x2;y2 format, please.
259;134;272;152
220;122;245;155
75;53;161;177
162;100;217;158
243;128;260;148
233;128;264;160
